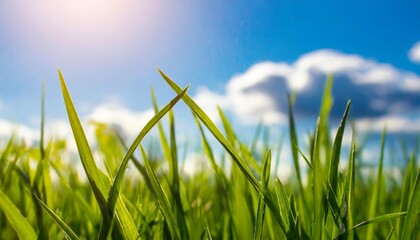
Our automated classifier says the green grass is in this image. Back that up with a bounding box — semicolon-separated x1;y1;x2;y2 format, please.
0;69;419;239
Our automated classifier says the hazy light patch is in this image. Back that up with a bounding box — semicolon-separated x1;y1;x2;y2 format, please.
3;0;166;70
408;41;420;63
182;152;211;176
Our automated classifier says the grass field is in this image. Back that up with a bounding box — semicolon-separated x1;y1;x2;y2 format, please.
0;69;419;239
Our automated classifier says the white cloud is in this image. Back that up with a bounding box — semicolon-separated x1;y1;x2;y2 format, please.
0;101;156;149
194;87;231;123
0;119;38;144
194;49;420;130
408;41;420;63
355;116;420;133
86;102;155;141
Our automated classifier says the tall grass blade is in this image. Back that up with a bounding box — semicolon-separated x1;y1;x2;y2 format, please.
319;75;333;157
151;87;172;162
398;153;415;237
217;106;238;145
141;145;181;240
312;117;325;240
168;110;190;239
41;142;53;207
253;150;271;240
158;69;289;233
328;100;351;194
0;189;37;240
158;69;257;188
40;81;46;160
288;93;303;189
343;133;356;239
274;177;291;232
58;68;138;240
366;127;386;239
401;170;420;239
59;68;107;203
106;86;189;226
287;93;311;232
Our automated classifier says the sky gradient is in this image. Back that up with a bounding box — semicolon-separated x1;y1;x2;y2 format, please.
1;1;420;156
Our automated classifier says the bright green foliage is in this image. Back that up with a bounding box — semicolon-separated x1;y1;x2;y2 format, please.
0;70;419;239
0;189;37;240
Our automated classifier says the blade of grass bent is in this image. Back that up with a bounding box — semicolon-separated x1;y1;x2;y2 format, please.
106;86;189;223
0;189;37;240
158;69;258;189
158;69;289;233
58;69;138;240
352;212;407;229
33;194;79;240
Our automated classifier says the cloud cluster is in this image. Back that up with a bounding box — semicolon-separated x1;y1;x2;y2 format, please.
86;102;155;141
409;42;420;63
0;102;155;151
195;49;420;131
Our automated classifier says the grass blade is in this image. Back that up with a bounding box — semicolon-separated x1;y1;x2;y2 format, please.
40;81;46;160
253;150;271;240
274;177;291;232
328;100;351;194
158;69;259;190
401;170;420;239
352;212;407;229
158;69;289;234
287;93;311;233
312;118;325;239
366;127;386;239
59;68;107;205
344;133;356;239
33;194;79;240
106;86;189;227
58;68;138;240
141;145;181;240
398;153;415;237
0;189;37;240
151;87;172;162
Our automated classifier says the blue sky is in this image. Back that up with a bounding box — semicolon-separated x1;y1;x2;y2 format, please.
1;1;420;158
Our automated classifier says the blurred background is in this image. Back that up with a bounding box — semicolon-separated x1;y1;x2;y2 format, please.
1;0;420;172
